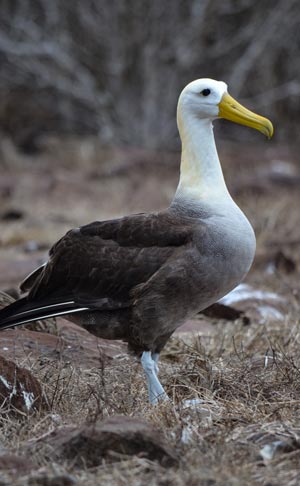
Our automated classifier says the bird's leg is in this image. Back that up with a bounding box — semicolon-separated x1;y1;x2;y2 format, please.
141;351;169;405
152;352;160;375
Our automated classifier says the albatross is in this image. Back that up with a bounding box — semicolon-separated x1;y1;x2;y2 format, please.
0;79;273;404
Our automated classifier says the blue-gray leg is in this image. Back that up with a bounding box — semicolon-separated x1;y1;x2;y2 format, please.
141;351;169;405
152;352;160;375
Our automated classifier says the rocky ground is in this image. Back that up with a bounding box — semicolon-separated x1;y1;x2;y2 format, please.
0;137;299;485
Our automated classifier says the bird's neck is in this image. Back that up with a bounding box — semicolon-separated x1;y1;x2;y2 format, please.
173;110;230;205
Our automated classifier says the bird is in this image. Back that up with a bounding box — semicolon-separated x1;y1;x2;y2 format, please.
0;79;273;404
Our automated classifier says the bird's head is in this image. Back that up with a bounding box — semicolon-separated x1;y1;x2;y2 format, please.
178;78;273;139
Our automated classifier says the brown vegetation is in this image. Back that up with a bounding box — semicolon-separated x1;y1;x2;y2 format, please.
0;139;299;484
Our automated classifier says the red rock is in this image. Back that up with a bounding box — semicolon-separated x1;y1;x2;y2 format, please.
28;416;178;468
0;321;126;368
56;318;127;360
0;290;127;366
0;453;33;476
0;355;47;414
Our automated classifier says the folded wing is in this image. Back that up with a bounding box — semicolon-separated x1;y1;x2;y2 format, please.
0;211;195;329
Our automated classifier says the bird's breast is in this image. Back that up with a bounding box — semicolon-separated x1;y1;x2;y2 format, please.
190;202;256;310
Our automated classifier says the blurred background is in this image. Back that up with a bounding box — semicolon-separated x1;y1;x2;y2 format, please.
0;0;300;150
0;0;299;290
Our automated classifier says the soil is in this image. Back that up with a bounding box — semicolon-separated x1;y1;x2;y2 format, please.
0;137;299;485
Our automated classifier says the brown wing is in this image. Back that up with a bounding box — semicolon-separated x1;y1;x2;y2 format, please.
28;210;195;309
58;210;193;248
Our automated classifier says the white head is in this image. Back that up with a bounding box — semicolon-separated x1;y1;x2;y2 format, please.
177;78;273;138
174;78;273;203
178;78;228;121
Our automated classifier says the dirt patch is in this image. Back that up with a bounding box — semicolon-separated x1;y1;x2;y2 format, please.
0;140;299;485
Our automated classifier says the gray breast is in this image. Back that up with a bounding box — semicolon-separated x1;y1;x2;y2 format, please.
182;198;256;312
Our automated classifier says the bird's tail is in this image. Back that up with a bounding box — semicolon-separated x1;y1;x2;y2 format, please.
0;297;89;331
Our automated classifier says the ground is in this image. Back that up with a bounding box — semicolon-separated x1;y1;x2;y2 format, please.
0;137;299;485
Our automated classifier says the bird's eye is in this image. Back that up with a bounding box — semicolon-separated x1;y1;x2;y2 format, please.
201;89;211;97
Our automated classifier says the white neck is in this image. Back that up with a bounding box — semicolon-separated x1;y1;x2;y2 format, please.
173;107;230;204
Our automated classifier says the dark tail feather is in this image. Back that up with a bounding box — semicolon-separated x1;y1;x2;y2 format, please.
0;297;89;331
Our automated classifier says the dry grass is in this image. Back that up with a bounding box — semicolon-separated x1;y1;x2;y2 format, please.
0;140;299;485
1;314;300;485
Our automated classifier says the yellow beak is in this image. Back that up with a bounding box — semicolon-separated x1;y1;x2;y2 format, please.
218;93;273;139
